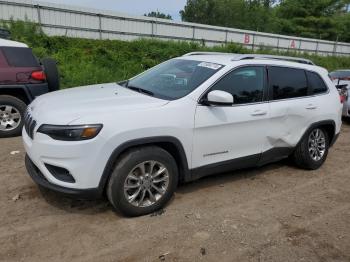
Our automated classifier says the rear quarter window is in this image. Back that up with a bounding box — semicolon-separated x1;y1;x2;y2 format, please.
268;66;308;100
1;47;39;67
306;71;328;95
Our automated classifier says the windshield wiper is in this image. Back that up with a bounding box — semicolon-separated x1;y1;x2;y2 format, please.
124;81;154;97
129;86;154;96
117;79;129;86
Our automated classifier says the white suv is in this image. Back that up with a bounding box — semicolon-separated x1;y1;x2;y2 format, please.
23;53;343;216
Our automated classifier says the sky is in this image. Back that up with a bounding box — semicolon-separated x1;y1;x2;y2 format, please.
41;0;187;20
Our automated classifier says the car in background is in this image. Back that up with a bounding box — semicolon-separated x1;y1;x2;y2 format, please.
329;70;350;118
0;37;59;137
0;28;10;39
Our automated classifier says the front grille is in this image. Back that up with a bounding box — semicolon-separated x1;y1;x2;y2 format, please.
24;109;37;139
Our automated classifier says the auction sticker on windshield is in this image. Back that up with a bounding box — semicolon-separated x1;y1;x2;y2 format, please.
198;62;222;70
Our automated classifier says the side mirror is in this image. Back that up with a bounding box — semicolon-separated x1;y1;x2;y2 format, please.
202;90;234;106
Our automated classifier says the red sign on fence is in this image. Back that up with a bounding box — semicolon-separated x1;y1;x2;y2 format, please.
244;34;250;44
290;40;296;48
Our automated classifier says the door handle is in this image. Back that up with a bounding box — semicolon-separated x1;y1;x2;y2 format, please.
306;104;317;110
251;110;267;116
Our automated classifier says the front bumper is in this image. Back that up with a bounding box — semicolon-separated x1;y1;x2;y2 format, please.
22;125;110;193
25;154;101;199
26;83;50;100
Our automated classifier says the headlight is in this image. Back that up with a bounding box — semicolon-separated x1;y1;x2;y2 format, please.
37;124;103;141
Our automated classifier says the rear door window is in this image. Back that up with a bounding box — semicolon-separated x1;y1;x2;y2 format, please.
306;71;328;95
268;66;308;100
1;47;39;67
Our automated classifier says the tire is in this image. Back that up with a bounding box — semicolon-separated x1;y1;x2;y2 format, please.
293;127;329;170
0;95;27;138
107;146;178;217
41;58;60;92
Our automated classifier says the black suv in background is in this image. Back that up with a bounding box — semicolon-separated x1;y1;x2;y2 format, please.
0;36;59;137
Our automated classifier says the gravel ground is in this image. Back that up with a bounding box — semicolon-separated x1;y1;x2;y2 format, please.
0;123;349;262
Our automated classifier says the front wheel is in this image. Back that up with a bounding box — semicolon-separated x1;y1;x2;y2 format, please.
293;127;329;170
107;146;178;217
0;95;27;138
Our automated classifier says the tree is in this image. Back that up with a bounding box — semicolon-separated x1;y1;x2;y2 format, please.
275;0;350;40
180;0;277;32
180;0;350;42
144;11;172;20
244;0;277;31
334;6;350;42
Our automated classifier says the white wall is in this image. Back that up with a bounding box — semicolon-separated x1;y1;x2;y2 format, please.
1;0;350;56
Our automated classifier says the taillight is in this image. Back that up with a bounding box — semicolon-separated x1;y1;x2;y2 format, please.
340;95;346;103
31;71;46;81
338;88;348;104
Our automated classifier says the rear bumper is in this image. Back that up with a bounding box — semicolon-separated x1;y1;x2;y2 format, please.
26;83;49;100
25;154;102;199
330;133;340;147
0;83;49;102
342;106;350;117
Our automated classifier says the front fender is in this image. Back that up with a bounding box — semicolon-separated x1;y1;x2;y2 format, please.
97;135;191;192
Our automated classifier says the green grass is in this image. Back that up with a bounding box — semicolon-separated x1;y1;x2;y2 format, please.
3;20;350;89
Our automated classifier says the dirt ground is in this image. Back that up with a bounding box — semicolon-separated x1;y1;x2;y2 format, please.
0;124;349;262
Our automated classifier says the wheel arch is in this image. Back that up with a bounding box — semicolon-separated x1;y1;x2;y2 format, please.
98;136;190;194
298;120;337;148
0;86;32;104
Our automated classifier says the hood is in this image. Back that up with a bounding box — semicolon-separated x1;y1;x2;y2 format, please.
30;83;169;125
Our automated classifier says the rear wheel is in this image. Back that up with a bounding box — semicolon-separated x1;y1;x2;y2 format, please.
293;127;329;170
107;146;178;217
0;95;27;138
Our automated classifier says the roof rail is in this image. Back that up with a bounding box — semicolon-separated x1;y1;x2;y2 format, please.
183;52;237;56
182;52;315;65
233;54;315;65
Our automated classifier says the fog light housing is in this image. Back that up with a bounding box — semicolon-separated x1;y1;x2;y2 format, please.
45;164;75;183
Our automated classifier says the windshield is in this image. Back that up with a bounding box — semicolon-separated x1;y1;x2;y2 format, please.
126;59;223;100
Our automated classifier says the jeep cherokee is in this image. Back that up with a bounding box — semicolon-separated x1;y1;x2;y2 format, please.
23;53;343;216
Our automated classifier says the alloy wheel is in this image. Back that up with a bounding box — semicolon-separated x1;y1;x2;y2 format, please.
0;105;21;131
308;128;326;162
124;161;170;207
